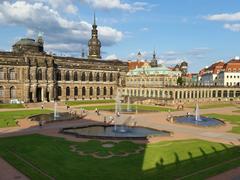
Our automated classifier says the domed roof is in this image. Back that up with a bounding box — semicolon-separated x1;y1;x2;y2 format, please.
14;38;38;46
127;65;181;76
181;61;188;66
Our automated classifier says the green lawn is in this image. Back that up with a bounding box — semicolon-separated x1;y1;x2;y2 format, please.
82;104;174;112
65;99;115;106
232;109;240;113
0;104;25;109
0;110;52;128
187;103;236;109
0;134;239;180
203;114;240;134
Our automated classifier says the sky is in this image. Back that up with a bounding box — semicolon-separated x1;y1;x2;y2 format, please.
1;0;240;72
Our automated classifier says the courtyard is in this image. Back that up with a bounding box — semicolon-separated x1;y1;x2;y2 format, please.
0;100;239;180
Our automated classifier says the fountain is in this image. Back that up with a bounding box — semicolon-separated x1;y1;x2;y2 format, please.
173;102;224;127
54;101;60;120
30;101;80;123
195;103;201;121
127;96;131;112
61;122;171;140
115;91;122;114
60;92;172;140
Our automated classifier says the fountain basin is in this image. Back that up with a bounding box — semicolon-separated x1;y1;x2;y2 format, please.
173;115;224;127
60;124;172;140
30;112;78;123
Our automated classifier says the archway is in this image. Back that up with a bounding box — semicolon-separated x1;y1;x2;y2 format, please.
36;87;42;102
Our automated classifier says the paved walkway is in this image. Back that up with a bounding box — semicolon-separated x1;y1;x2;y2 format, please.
0;157;29;180
208;167;240;180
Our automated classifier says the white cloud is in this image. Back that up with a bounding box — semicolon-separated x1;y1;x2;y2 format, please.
205;12;240;21
28;0;79;14
105;54;118;60
158;48;211;66
0;1;123;54
140;27;149;31
164;59;184;65
127;51;151;60
65;4;78;14
224;23;240;32
81;0;150;12
205;12;240;32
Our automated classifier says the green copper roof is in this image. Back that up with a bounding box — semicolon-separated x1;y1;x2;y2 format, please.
127;65;181;76
14;38;38;46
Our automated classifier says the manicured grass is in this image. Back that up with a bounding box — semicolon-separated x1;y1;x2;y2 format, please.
0;134;239;180
82;104;174;112
65;99;115;106
204;114;240;134
187;103;236;109
0;110;52;128
0;104;25;109
74;140;143;156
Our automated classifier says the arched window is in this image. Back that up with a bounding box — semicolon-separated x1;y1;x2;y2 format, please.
9;69;15;80
81;72;85;81
89;87;93;96
218;90;222;97
0;68;4;80
0;86;4;97
97;87;100;96
213;91;216;98
37;69;42;80
175;91;178;99
57;86;62;96
65;71;70;81
103;73;106;82
96;73;100;81
82;87;86;96
74;87;78;96
179;91;182;99
110;87;113;96
66;87;70;96
56;70;61;81
109;73;113;82
10;86;16;99
73;72;78;81
103;87;107;95
89;72;93;81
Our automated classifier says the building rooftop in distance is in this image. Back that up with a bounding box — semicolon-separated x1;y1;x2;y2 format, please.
127;64;181;76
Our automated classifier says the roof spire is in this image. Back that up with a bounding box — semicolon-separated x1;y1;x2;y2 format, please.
93;11;96;26
153;49;156;59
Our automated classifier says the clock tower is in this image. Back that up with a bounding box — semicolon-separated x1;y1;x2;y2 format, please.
88;13;101;59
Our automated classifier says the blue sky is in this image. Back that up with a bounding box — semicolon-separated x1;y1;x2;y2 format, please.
1;0;240;72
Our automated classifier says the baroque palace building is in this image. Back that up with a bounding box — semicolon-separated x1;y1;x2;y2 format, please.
121;54;240;104
0;16;128;103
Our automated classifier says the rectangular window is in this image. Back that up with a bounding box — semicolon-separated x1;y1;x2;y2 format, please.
0;72;4;80
0;89;3;97
10;72;16;80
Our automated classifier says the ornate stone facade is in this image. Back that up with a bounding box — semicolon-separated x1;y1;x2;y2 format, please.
0;51;127;103
0;16;128;103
